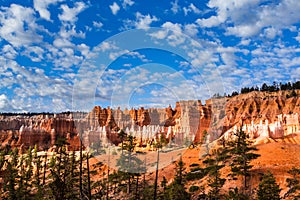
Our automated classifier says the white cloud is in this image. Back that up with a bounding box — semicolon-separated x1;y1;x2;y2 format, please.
23;46;45;62
196;16;223;28
58;2;87;23
61;25;85;38
0;4;42;47
122;0;134;9
161;22;182;33
239;39;251;46
0;94;8;109
295;32;300;42
263;27;279;39
53;38;74;48
93;21;103;28
197;0;260;28
183;3;201;16
135;12;158;30
109;49;129;60
160;22;185;46
77;43;90;58
226;25;261;38
33;0;63;21
291;67;300;80
2;44;17;59
109;2;120;15
170;0;179;14
197;0;300;38
0;59;75;112
184;24;198;37
126;51;151;62
96;65;202;108
96;41;118;52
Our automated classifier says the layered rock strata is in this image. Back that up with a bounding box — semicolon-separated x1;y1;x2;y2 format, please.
0;90;299;151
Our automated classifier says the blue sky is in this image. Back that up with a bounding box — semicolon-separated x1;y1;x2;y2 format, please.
0;0;299;112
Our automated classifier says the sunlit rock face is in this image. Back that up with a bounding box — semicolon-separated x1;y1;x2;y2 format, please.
0;113;82;151
0;90;299;151
82;101;200;147
218;91;299;143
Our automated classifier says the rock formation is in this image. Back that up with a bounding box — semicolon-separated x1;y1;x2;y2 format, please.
0;90;299;151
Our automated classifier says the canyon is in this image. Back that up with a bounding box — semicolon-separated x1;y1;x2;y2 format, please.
0;90;299;152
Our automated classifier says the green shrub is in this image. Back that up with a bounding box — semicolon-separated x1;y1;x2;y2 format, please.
189;185;199;193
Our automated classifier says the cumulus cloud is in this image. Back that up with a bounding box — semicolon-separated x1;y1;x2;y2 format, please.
184;24;199;37
183;3;201;16
0;59;74;112
2;44;18;59
93;21;103;28
170;0;179;14
58;2;87;23
263;27;280;39
197;0;300;38
0;4;43;47
109;2;120;15
23;46;45;62
123;12;158;30
33;0;63;21
0;94;8;110
95;65;202;108
295;32;300;42
122;0;134;9
150;22;200;46
134;12;158;30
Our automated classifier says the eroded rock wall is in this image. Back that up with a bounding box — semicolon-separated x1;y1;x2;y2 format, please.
0;90;299;150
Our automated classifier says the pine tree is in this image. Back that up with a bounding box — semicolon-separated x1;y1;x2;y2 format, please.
284;167;300;199
257;171;281;200
47;138;80;199
226;187;249;200
2;148;19;200
32;145;43;199
227;127;260;194
116;135;145;196
118;129;127;155
203;148;228;199
166;157;190;200
22;147;34;199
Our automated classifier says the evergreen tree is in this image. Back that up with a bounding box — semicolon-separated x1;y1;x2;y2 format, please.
47;138;80;199
2;148;19;200
118;129;127;155
32;145;43;199
21;147;34;199
116;135;145;196
227;128;260;195
257;171;281;200
284;167;300;199
165;157;190;200
203;148;228;199
226;187;249;200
